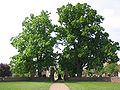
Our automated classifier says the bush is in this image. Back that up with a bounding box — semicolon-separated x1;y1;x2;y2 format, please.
0;63;12;77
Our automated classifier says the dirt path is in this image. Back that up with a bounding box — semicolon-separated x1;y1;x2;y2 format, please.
49;83;70;90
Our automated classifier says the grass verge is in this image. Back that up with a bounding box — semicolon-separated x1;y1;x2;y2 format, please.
66;81;120;90
0;81;50;90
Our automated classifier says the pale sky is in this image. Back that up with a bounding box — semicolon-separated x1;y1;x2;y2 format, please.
0;0;120;64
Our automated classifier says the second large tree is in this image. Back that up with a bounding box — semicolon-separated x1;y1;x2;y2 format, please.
57;3;119;77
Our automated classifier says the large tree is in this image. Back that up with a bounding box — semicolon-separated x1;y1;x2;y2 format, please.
10;11;56;77
57;3;120;77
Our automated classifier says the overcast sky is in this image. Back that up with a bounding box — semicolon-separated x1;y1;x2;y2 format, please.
0;0;120;63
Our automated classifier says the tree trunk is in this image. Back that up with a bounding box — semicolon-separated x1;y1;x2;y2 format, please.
64;68;68;81
50;67;54;82
76;60;83;77
38;69;42;77
37;54;42;77
30;70;35;77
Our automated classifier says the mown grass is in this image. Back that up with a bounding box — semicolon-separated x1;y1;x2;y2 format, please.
1;81;120;90
66;81;120;90
0;81;50;90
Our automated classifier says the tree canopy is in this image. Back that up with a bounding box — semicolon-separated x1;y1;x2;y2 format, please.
57;3;120;77
10;3;120;78
10;11;56;77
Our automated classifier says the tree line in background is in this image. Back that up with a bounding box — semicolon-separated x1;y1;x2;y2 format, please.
0;62;119;78
10;3;120;78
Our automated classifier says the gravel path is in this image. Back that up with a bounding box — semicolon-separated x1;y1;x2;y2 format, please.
49;83;70;90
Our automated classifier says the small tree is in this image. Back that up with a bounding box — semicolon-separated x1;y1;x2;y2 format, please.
0;63;12;77
104;63;119;76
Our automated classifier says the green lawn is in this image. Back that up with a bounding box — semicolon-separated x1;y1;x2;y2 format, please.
1;81;120;90
0;82;50;90
66;81;120;90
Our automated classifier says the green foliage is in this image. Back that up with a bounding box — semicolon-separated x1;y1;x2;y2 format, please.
10;54;35;77
56;67;64;77
10;3;120;77
57;3;120;77
10;11;56;77
104;63;119;76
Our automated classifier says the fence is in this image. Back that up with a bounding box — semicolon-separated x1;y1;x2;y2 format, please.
67;77;120;82
67;77;111;82
0;77;50;82
0;77;120;82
